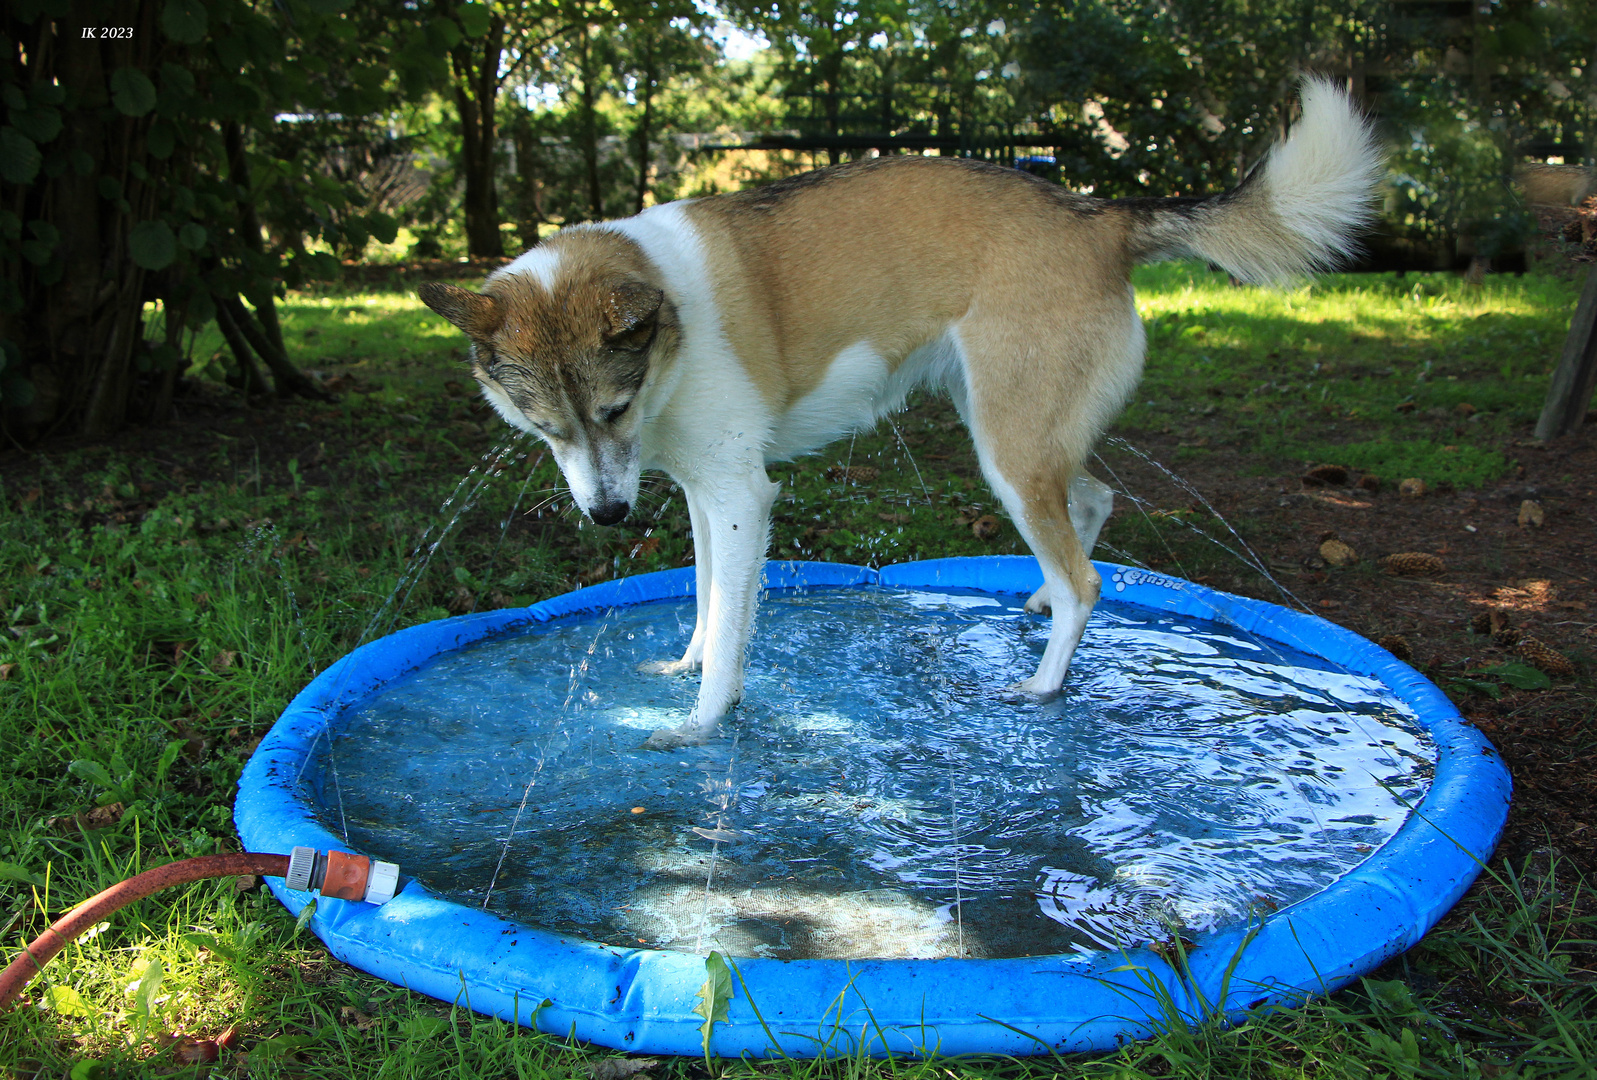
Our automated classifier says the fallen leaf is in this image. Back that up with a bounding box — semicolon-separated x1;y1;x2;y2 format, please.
212;650;237;671
174;1038;220;1064
1398;477;1426;498
0;663;15;682
340;1005;378;1032
1517;499;1545;528
590;1058;661;1080
970;515;1001;541
84;803;124;829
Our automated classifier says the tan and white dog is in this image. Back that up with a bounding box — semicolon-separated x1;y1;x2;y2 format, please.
420;79;1382;748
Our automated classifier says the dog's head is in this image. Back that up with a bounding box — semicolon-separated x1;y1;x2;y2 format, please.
418;242;676;526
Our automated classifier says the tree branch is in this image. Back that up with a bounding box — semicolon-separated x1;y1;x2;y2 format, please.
217;294;334;402
212;297;270;397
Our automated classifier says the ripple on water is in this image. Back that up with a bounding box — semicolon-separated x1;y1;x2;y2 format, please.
303;587;1434;959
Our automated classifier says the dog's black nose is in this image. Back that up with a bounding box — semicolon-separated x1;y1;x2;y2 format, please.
590;500;630;526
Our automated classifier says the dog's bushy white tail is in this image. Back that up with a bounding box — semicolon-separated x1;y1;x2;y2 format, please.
1128;79;1384;282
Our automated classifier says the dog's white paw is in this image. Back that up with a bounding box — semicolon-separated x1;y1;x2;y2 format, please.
638;657;700;676
1008;675;1063;700
644;723;715;750
1023;584;1051;615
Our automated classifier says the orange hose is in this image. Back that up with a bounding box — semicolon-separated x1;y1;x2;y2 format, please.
0;853;290;1012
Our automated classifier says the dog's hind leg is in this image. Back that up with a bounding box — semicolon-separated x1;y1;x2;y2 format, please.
992;465;1101;695
952;325;1125;694
1024;474;1113;615
646;469;779;748
638;483;711;676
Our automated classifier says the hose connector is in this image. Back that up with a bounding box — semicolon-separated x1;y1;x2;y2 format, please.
284;846;400;904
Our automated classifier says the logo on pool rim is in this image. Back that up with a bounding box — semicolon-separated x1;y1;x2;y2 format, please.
1110;568;1183;593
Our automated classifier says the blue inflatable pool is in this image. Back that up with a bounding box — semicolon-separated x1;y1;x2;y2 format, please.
236;557;1509;1057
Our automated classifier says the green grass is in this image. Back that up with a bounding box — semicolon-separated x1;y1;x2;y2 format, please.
1126;263;1576;486
2;264;1590;1076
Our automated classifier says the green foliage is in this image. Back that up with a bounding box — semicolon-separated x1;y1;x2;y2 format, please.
128;220;177;271
1123;262;1574;486
0;0;452;436
1293;438;1510;489
694;951;734;1062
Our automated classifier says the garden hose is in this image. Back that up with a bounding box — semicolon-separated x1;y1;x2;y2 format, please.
0;848;398;1012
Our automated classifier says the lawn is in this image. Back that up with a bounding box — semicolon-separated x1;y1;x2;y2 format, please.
1;263;1592;1077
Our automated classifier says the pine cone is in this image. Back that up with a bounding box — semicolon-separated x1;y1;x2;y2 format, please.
1471;608;1517;643
1302;464;1350;487
1516;637;1575;677
1319;538;1358;567
1380;552;1446;576
1375;634;1413;662
825;465;879;484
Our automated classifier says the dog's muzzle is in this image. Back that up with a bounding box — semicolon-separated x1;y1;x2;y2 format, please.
589;500;630;526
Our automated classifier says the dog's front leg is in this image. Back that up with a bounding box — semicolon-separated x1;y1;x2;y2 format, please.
645;470;778;748
638;484;712;675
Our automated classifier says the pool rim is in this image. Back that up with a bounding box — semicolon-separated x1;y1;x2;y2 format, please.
235;556;1510;1057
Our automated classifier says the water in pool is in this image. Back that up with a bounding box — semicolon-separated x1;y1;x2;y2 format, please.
303;586;1433;960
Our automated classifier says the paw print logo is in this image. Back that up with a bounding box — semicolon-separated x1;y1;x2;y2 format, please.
1109;568;1182;594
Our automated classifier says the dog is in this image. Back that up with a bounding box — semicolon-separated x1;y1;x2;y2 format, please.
419;78;1381;748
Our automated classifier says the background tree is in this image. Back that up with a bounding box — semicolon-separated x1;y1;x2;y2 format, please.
0;0;445;442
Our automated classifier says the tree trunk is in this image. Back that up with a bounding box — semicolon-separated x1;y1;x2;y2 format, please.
451;11;506;257
580;23;604;220
223;121;287;358
1535;268;1597;439
217;295;332;401
818;43;845;166
213;299;269;396
633;27;657;215
66;3;160;437
510;115;546;249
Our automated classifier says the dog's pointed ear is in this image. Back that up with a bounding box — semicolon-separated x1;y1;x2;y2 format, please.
417;283;504;340
601;281;664;351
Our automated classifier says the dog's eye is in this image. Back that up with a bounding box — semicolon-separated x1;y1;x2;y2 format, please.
601;402;631;424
